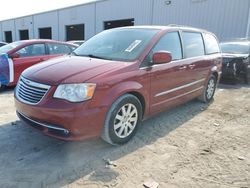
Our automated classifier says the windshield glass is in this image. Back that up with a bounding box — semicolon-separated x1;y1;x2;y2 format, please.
220;43;250;54
0;41;24;54
73;28;159;61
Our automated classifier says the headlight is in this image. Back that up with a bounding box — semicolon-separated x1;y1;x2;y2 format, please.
53;83;96;102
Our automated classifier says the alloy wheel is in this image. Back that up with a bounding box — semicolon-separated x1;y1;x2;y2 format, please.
113;103;138;139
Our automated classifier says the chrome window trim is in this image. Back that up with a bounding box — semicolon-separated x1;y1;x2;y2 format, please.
155;78;205;97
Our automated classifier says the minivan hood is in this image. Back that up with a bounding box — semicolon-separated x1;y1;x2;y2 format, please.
22;56;128;85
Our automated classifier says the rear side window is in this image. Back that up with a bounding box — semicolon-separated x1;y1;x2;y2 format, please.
48;43;72;55
17;43;46;57
152;32;182;60
182;32;205;58
203;33;220;54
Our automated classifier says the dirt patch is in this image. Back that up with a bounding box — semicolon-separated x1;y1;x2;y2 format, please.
0;84;249;188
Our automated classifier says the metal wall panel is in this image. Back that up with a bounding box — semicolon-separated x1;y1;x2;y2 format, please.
0;0;249;42
1;20;16;42
33;11;59;40
0;23;2;41
95;0;153;33
58;4;95;40
152;0;250;41
15;16;33;40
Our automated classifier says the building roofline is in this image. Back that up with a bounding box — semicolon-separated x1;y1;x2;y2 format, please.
0;0;108;22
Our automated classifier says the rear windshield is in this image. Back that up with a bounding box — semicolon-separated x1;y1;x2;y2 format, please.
73;28;159;61
0;41;24;54
220;43;250;54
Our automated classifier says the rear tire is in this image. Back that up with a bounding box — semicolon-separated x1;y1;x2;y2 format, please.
244;68;250;84
101;94;142;145
198;75;217;103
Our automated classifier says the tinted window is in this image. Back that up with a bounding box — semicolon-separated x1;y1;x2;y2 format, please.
182;32;205;58
152;32;182;60
48;43;72;55
203;33;220;54
17;44;45;57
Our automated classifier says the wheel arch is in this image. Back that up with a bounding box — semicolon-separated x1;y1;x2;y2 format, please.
128;91;146;118
212;71;219;81
100;81;149;119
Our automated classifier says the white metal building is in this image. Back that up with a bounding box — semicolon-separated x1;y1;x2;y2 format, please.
0;0;249;43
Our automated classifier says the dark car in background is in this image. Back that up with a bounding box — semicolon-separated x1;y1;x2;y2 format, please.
220;40;250;83
0;42;7;47
0;39;77;90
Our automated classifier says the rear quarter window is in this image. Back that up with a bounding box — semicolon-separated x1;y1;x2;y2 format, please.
182;32;205;58
203;33;220;54
17;43;46;57
48;43;72;55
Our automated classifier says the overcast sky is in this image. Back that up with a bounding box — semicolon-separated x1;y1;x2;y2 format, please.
0;0;96;21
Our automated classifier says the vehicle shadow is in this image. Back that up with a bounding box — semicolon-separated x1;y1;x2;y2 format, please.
0;99;209;188
218;83;250;90
0;86;15;95
219;76;250;89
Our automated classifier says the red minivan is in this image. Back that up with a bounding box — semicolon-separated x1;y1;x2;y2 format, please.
0;40;77;90
14;26;222;145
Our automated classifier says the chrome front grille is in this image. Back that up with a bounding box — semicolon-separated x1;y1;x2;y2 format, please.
16;76;50;105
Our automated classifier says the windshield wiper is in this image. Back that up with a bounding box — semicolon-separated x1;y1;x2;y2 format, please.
84;54;113;60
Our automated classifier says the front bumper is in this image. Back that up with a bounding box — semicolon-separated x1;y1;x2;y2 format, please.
17;111;70;137
15;97;108;141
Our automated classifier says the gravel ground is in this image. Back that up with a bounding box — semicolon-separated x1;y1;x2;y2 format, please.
0;84;249;188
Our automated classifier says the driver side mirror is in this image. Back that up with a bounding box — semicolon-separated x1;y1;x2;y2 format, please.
152;51;172;64
9;53;20;59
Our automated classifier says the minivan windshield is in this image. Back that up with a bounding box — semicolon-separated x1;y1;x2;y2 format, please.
220;43;250;54
73;28;159;61
0;41;24;54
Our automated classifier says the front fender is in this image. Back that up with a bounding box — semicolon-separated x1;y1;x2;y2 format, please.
100;81;149;116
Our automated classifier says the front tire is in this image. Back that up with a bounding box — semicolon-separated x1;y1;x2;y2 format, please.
199;75;217;103
101;94;142;145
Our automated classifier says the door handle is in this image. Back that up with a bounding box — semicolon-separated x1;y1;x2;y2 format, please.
179;65;187;70
40;58;46;61
189;64;196;69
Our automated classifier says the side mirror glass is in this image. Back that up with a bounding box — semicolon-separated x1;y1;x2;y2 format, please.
152;51;172;64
